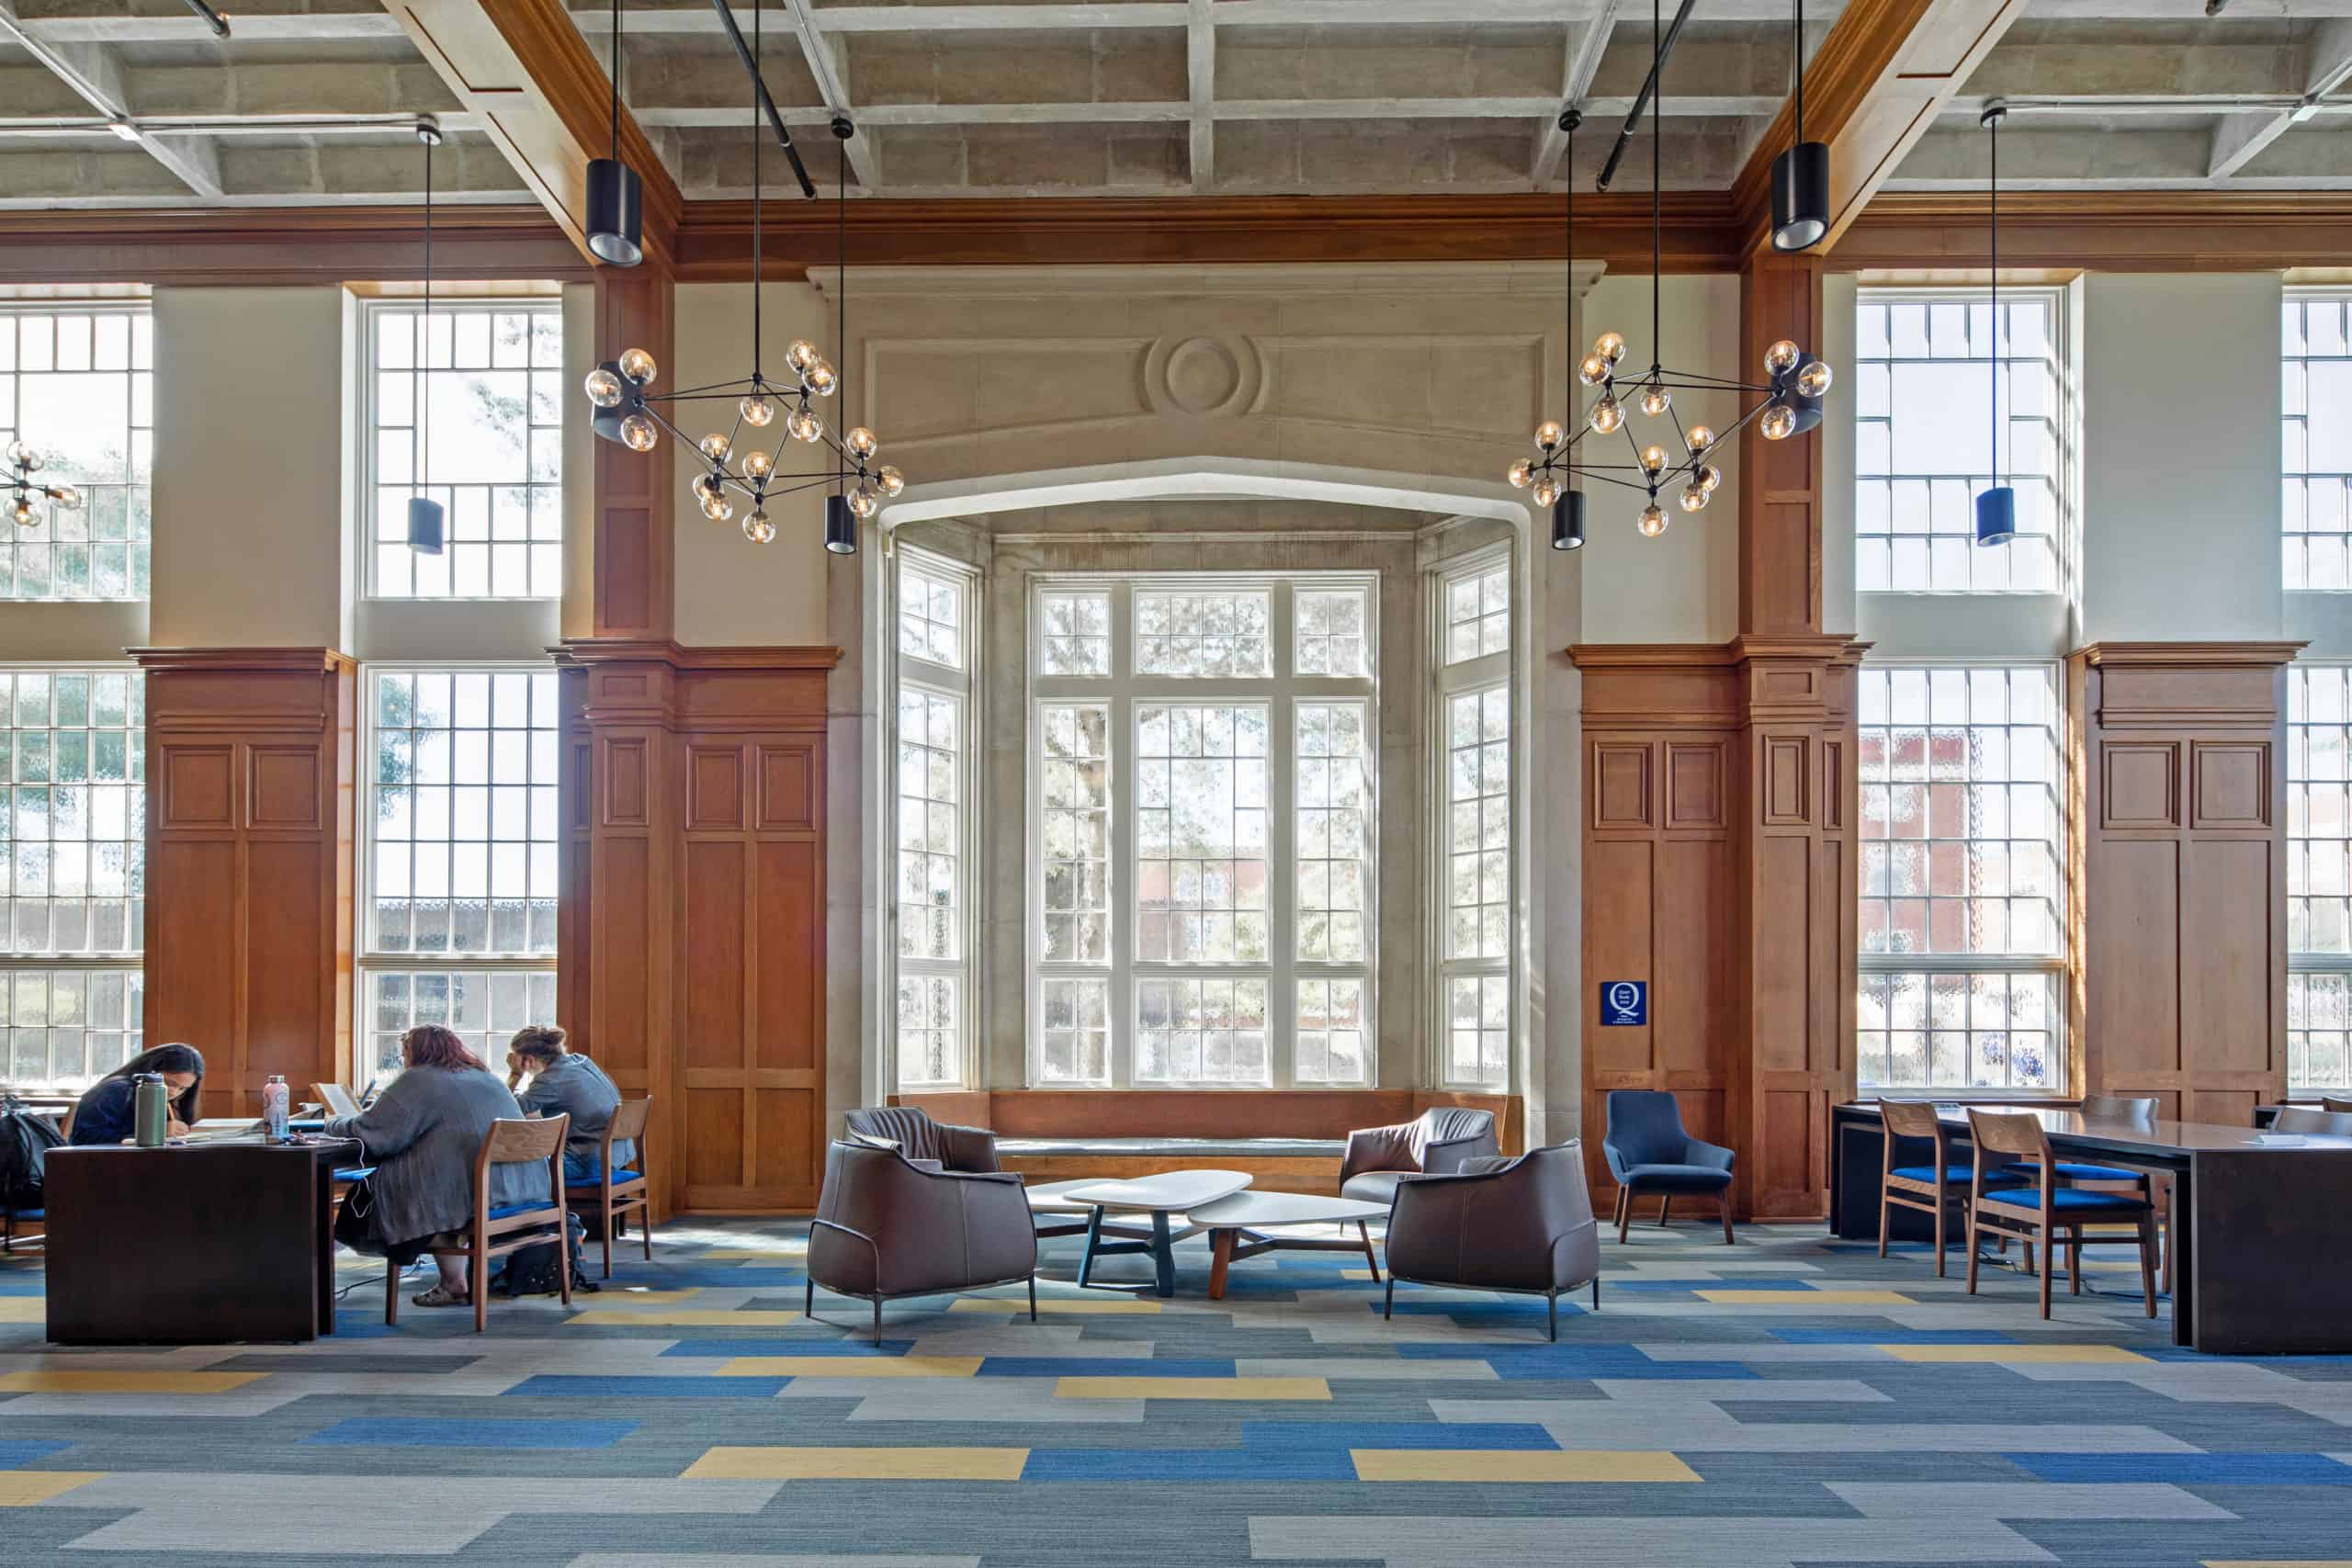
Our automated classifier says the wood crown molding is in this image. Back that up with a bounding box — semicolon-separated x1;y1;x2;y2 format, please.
1569;636;1868;669
2072;641;2309;669
129;647;357;673
0;206;590;287
551;639;842;671
1839;191;2352;273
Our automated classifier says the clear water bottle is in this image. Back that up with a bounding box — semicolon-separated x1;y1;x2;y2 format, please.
264;1075;290;1142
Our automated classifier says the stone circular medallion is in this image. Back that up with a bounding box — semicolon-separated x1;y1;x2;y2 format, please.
1162;336;1241;414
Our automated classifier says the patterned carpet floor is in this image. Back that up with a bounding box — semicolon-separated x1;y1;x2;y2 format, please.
3;1217;2350;1566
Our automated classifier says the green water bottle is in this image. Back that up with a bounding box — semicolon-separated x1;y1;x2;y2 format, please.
133;1072;169;1147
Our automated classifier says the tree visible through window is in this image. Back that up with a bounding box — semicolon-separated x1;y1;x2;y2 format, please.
0;307;152;602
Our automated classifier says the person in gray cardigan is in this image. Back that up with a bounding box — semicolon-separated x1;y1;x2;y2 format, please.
327;1024;551;1309
504;1024;631;1183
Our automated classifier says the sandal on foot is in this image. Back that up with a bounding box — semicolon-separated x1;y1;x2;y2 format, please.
412;1284;470;1308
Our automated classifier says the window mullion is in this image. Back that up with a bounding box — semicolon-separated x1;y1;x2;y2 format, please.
1110;582;1136;1089
1269;582;1296;1089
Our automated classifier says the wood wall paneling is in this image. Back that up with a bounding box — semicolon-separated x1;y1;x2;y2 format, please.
1737;258;1827;638
133;649;356;1120
2071;642;2301;1119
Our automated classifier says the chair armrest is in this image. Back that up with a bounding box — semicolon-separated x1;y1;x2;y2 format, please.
1687;1138;1736;1171
1341;1122;1415;1185
938;1122;1002;1174
1600;1139;1632;1181
1421;1127;1502;1176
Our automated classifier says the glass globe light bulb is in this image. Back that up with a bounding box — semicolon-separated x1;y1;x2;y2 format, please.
1507;458;1533;490
1639;444;1668;475
5;440;30;467
877;465;906;497
847;485;879;521
1589;396;1623;435
786;406;822;444
10;499;33;526
617;347;658;385
1763;339;1801;376
808;361;837;396
1533;421;1565;452
846;426;879;460
743;511;776;545
1696;461;1723;494
583;367;625;409
1795;358;1834;398
1638;384;1672;418
17;448;40;472
1595;331;1627;365
1578;354;1609;387
1759;402;1798;442
700;489;734;523
740;394;775;428
699;433;731;461
52;485;80;511
742;447;773;479
618;412;658;453
786;338;820;373
1684;423;1716;455
1637;503;1669;538
1679;484;1709;513
1531;478;1560;508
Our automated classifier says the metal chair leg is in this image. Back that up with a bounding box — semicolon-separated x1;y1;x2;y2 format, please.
1590;1277;1600;1312
1384;1277;1394;1321
872;1295;884;1343
1546;1290;1558;1342
1028;1273;1038;1323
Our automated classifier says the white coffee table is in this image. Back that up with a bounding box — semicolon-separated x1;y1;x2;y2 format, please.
1056;1169;1254;1298
1185;1190;1389;1301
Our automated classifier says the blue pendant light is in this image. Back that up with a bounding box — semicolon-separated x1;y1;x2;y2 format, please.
1975;100;2015;547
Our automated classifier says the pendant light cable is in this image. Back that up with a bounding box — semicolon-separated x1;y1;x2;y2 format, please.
1793;0;1804;146
1990;105;2001;492
838;127;848;500
1650;0;1661;379
421;127;432;515
609;0;621;163
752;0;763;380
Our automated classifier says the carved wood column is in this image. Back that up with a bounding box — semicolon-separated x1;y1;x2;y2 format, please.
133;649;357;1120
589;267;674;642
555;643;836;1215
2069;642;2302;1123
1738;254;1826;639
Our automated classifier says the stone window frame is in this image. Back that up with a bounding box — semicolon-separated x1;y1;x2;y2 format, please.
1430;544;1514;1091
892;547;981;1091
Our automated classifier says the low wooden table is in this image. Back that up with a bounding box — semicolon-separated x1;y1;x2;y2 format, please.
1056;1169;1254;1298
1186;1190;1387;1301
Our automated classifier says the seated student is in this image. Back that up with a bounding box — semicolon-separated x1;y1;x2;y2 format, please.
325;1024;550;1310
68;1043;206;1145
505;1024;632;1184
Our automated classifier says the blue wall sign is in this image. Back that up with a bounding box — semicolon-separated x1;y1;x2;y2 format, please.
1600;981;1647;1027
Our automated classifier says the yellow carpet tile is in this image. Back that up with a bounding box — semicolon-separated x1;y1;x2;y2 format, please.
714;1357;981;1378
565;1310;802;1326
0;1298;43;1322
1351;1450;1701;1483
0;1472;106;1506
684;1447;1027;1481
0;1371;265;1394
1876;1344;2150;1364
1055;1377;1331;1400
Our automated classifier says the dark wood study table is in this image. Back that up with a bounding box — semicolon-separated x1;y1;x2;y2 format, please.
1830;1101;2352;1355
42;1137;360;1345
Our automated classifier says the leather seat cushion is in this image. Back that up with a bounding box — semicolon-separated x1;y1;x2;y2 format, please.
1340;1170;1408;1205
1618;1162;1733;1193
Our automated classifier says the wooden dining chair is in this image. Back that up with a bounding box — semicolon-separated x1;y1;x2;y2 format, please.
1964;1109;2158;1320
387;1114;571;1334
564;1097;654;1279
2274;1106;2352;1137
2322;1096;2352;1116
1877;1100;2013;1276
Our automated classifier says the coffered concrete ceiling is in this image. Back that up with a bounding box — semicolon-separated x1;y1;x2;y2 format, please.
0;0;2345;209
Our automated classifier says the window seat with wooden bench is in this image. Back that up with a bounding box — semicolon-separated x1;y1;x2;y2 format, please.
890;1089;1522;1198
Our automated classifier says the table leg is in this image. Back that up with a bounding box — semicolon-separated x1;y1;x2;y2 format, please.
1208;1229;1235;1301
1358;1220;1381;1284
1150;1210;1176;1298
2169;1165;2194;1349
1077;1205;1105;1290
315;1157;336;1338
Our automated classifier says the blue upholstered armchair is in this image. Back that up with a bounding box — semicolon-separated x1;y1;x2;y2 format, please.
1600;1089;1736;1244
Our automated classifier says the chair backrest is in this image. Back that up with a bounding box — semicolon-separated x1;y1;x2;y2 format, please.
1413;1106;1496;1151
1603;1089;1689;1167
843;1105;945;1161
1964;1108;2050;1164
2080;1095;2157;1122
313;1082;361;1118
2323;1096;2352;1116
2273;1106;2352;1138
475;1114;569;1189
1880;1100;1946;1141
606;1096;653;1146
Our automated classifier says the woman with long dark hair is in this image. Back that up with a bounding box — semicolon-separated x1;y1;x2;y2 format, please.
67;1043;206;1145
324;1024;550;1309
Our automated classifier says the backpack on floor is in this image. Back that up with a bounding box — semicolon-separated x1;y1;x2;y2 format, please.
0;1095;62;1210
495;1211;599;1297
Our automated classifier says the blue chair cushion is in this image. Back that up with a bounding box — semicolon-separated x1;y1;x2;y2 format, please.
486;1199;560;1222
1891;1164;2019;1187
2006;1160;2144;1184
1984;1186;2153;1214
1619;1162;1734;1193
565;1168;642;1187
6;1209;40;1221
332;1167;375;1183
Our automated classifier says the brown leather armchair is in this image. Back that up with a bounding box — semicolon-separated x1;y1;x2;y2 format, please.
1340;1107;1498;1204
805;1138;1038;1339
842;1105;1002;1173
1381;1143;1602;1341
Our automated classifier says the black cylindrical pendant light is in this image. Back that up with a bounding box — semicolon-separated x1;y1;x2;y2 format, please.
824;493;857;555
410;119;446;555
1551;491;1584;551
1975;99;2016;547
586;0;644;266
1770;0;1829;251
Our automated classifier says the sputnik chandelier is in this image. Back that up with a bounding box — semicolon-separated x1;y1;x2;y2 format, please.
5;443;81;529
583;1;898;553
1510;0;1832;547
